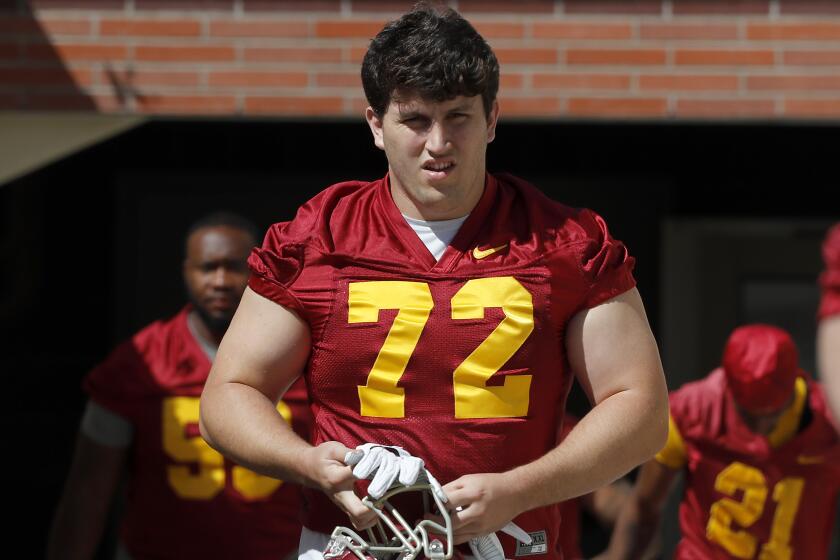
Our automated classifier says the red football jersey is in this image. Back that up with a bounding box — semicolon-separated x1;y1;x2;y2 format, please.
665;369;840;560
249;173;635;558
819;223;840;320
84;306;311;559
557;415;583;560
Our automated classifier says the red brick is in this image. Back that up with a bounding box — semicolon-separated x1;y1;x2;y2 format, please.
639;24;739;41
568;49;666;66
495;48;559;65
639;75;739;91
568;97;667;116
747;75;840;91
675;99;776;117
209;20;310;38
244;47;343;63
0;18;39;35
533;23;632;40
245;95;344;115
135;0;234;10
501;73;525;89
92;94;125;112
350;96;369;114
40;19;94;36
0;94;19;110
100;19;201;37
783;50;840;66
349;46;369;64
29;0;123;9
103;69;200;87
748;24;840;41
532;73;631;90
349;0;417;13
315;72;362;88
780;1;840;15
136;45;235;62
209;71;308;88
0;67;92;86
472;22;526;39
675;49;774;66
137;94;237;113
315;20;385;38
672;1;769;15
785;99;840;117
564;1;661;15
26;43;127;61
500;97;562;116
243;0;340;11
459;0;555;13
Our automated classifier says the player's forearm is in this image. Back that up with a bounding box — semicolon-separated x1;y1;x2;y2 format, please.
199;380;313;485
817;317;840;421
601;493;662;560
503;385;668;512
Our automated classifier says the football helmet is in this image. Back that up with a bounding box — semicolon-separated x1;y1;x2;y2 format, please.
323;477;453;560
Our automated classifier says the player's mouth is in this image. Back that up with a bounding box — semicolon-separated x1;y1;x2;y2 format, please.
421;160;455;181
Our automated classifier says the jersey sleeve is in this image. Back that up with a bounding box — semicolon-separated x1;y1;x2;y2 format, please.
655;414;687;469
573;209;636;311
819;223;840;320
247;222;308;315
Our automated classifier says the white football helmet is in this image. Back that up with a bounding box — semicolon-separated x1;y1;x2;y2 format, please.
323;478;453;560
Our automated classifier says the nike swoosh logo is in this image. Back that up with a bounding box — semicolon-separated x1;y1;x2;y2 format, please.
472;243;508;260
797;455;824;464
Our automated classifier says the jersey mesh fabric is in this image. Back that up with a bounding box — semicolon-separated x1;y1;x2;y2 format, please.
667;368;840;560
84;307;312;560
248;173;636;559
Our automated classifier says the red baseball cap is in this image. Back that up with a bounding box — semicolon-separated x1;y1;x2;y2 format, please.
723;324;799;413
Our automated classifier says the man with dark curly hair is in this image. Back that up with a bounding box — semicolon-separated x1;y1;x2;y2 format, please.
200;5;669;559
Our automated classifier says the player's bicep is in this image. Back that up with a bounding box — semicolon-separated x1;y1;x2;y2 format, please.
566;287;666;406
207;287;311;401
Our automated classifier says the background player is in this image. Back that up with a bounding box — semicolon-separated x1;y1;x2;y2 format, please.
602;324;840;559
199;5;668;558
817;224;840;421
47;213;311;560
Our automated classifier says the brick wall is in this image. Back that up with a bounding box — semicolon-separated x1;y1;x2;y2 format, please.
2;0;840;119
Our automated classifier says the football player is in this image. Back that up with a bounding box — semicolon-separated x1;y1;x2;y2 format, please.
199;5;668;559
602;324;840;559
47;213;311;560
817;224;840;421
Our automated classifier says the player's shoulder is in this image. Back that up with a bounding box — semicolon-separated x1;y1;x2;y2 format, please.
262;178;382;249
669;369;727;429
493;173;619;260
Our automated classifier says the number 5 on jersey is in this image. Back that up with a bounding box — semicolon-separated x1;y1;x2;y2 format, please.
348;277;534;419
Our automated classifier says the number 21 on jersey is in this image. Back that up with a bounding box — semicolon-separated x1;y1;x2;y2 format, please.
348;277;534;419
706;461;804;560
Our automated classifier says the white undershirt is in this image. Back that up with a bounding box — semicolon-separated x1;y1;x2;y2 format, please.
402;213;469;261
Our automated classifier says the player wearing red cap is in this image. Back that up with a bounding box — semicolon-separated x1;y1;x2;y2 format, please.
817;224;840;421
602;324;840;560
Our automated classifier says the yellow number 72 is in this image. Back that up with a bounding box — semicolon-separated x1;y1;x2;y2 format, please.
348;277;534;419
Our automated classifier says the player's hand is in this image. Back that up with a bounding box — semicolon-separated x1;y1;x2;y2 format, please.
347;443;425;499
442;472;527;544
301;442;377;530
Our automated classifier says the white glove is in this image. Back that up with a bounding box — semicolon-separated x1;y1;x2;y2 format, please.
468;522;533;560
344;443;425;499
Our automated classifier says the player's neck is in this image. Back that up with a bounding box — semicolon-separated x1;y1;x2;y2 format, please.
390;178;483;221
188;309;224;349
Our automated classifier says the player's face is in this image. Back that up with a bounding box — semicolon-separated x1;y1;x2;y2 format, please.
183;226;252;333
366;93;499;220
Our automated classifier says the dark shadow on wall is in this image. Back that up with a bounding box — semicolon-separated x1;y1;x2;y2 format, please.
0;0;98;110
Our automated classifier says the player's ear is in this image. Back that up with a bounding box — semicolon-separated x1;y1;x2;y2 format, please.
486;99;500;144
365;106;385;151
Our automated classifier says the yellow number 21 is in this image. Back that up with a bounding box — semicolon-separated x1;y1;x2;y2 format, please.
348;277;534;419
